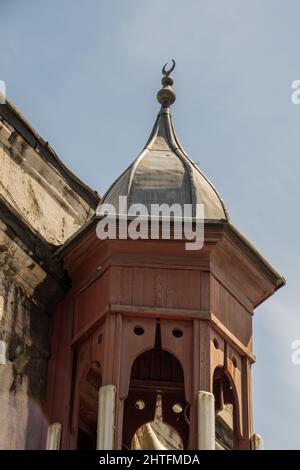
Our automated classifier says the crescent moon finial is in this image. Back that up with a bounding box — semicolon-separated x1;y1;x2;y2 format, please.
162;59;176;76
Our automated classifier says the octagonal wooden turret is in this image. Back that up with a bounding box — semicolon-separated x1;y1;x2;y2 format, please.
45;64;284;450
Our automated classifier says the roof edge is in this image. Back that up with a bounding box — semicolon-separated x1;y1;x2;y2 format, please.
225;222;286;295
0;100;100;209
55;218;286;301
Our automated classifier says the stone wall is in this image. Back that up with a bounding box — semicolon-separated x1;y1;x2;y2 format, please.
0;272;50;449
0;118;95;246
0;102;99;449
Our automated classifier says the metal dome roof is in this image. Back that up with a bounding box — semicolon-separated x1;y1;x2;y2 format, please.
100;62;228;221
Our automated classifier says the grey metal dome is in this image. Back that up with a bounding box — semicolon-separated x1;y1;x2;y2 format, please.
101;63;228;221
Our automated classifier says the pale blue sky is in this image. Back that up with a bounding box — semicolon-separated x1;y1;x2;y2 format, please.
1;0;300;449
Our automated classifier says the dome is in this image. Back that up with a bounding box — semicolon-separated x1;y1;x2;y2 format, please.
100;63;228;221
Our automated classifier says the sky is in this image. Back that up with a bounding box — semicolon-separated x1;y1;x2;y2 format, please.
1;0;300;449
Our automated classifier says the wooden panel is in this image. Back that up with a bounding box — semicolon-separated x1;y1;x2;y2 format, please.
211;277;252;349
242;357;253;444
74;271;109;335
210;329;225;386
45;297;74;449
91;323;105;368
155;269;201;310
132;267;156;306
200;271;210;311
226;343;243;440
120;267;133;305
111;266;201;311
109;266;122;304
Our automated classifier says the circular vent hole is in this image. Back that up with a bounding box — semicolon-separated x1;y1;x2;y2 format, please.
232;357;237;368
134;326;144;336
213;338;219;349
135;400;146;411
172;328;183;338
172;403;183;414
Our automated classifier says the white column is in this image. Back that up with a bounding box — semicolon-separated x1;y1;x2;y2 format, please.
0;340;6;365
197;391;215;450
251;433;264;450
46;422;62;450
97;384;116;450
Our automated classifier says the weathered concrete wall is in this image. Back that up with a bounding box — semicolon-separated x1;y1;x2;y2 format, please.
0;272;50;449
0;107;98;449
0;119;95;245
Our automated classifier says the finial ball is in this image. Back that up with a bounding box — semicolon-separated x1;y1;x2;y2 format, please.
161;75;173;87
157;87;176;107
157;60;176;107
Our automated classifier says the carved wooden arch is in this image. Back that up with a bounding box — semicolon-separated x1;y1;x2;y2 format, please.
210;330;226;388
210;330;243;442
212;365;242;448
213;366;236;449
78;360;102;396
119;317;157;400
160;319;193;403
225;343;243;440
122;344;189;450
70;333;103;448
76;360;102;449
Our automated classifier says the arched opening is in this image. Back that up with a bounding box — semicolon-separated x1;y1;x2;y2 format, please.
122;324;189;450
213;367;236;450
77;361;102;450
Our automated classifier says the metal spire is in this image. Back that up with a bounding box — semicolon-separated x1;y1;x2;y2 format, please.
156;59;176;108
